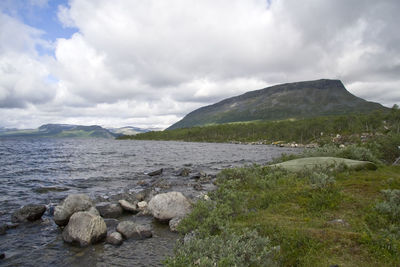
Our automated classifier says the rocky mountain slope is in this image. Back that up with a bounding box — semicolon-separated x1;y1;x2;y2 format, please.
168;79;387;130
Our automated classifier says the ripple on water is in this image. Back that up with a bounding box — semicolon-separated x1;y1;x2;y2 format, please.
0;138;299;266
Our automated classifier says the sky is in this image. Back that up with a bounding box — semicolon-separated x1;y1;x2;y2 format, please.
0;0;399;129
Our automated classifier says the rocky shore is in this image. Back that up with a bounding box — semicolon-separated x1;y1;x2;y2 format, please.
0;166;217;260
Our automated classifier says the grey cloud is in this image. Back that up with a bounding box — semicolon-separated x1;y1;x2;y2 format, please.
1;0;400;128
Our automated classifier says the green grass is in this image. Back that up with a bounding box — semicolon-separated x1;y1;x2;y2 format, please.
166;163;400;266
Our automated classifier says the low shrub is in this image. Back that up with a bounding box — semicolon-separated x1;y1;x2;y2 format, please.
164;229;277;267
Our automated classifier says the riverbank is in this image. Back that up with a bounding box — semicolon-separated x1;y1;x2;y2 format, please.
165;143;400;266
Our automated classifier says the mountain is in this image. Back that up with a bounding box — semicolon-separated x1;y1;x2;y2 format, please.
107;126;151;136
168;79;388;130
0;124;116;139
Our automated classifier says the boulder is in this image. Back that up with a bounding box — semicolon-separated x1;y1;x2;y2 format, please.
118;200;138;213
169;217;183;232
148;192;191;221
116;221;152;239
62;211;107;247
270;157;377;172
106;232;123;245
54;194;94;226
147;168;163;176
95;203;123;218
11;204;46;223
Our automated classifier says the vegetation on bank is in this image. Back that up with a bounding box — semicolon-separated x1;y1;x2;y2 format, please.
164;133;400;266
119;106;400;146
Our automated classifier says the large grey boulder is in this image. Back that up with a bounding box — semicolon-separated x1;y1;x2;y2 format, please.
54;194;94;226
62;211;107;247
11;204;46;223
148;192;191;221
116;221;152;239
95;203;123;218
270;157;377;172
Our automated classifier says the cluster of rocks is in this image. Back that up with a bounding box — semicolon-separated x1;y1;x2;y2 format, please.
2;190;193;251
0;166;218;259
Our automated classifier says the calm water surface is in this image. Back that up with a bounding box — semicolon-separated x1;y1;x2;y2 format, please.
0;138;297;266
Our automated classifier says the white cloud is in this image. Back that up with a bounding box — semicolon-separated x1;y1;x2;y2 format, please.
1;0;400;129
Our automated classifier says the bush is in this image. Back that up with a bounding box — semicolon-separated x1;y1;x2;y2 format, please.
375;189;400;223
164;229;277;267
309;172;335;189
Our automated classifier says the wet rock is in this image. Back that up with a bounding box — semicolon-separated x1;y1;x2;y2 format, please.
177;168;191;177
169;217;183;232
0;224;6;235
11;204;46;223
6;223;18;229
147;168;163;176
137;201;148;211
118;199;138;213
106;232;123;246
193;183;203;191
116;221;152;239
96;203;123;218
54;194;94;226
33;187;69;194
62;211;107;247
148;192;192;221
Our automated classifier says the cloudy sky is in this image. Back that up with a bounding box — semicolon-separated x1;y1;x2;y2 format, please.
0;0;399;129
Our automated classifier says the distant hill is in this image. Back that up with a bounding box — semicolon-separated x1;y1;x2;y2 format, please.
167;79;388;130
0;124;116;139
107;126;151;136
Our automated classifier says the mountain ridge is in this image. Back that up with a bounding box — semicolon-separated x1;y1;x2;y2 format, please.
0;124;116;139
168;79;387;130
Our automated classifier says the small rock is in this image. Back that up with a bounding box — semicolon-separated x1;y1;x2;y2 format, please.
54;194;94;226
6;223;19;229
177;168;191;177
62;211;107;247
0;224;6;235
147;168;163;176
118;200;138;213
193;183;203;191
11;204;46;223
116;221;152;239
148;192;192;221
0;252;4;259
169;217;183;232
137;201;147;211
95;203;123;218
106;232;123;245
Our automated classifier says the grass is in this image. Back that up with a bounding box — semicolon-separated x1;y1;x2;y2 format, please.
166;162;400;266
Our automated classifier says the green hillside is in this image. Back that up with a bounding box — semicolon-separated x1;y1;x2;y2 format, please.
168;79;387;130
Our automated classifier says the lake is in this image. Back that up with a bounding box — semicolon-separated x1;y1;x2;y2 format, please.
0;138;297;266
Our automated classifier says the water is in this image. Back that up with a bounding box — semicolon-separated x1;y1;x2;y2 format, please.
0;138;297;266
